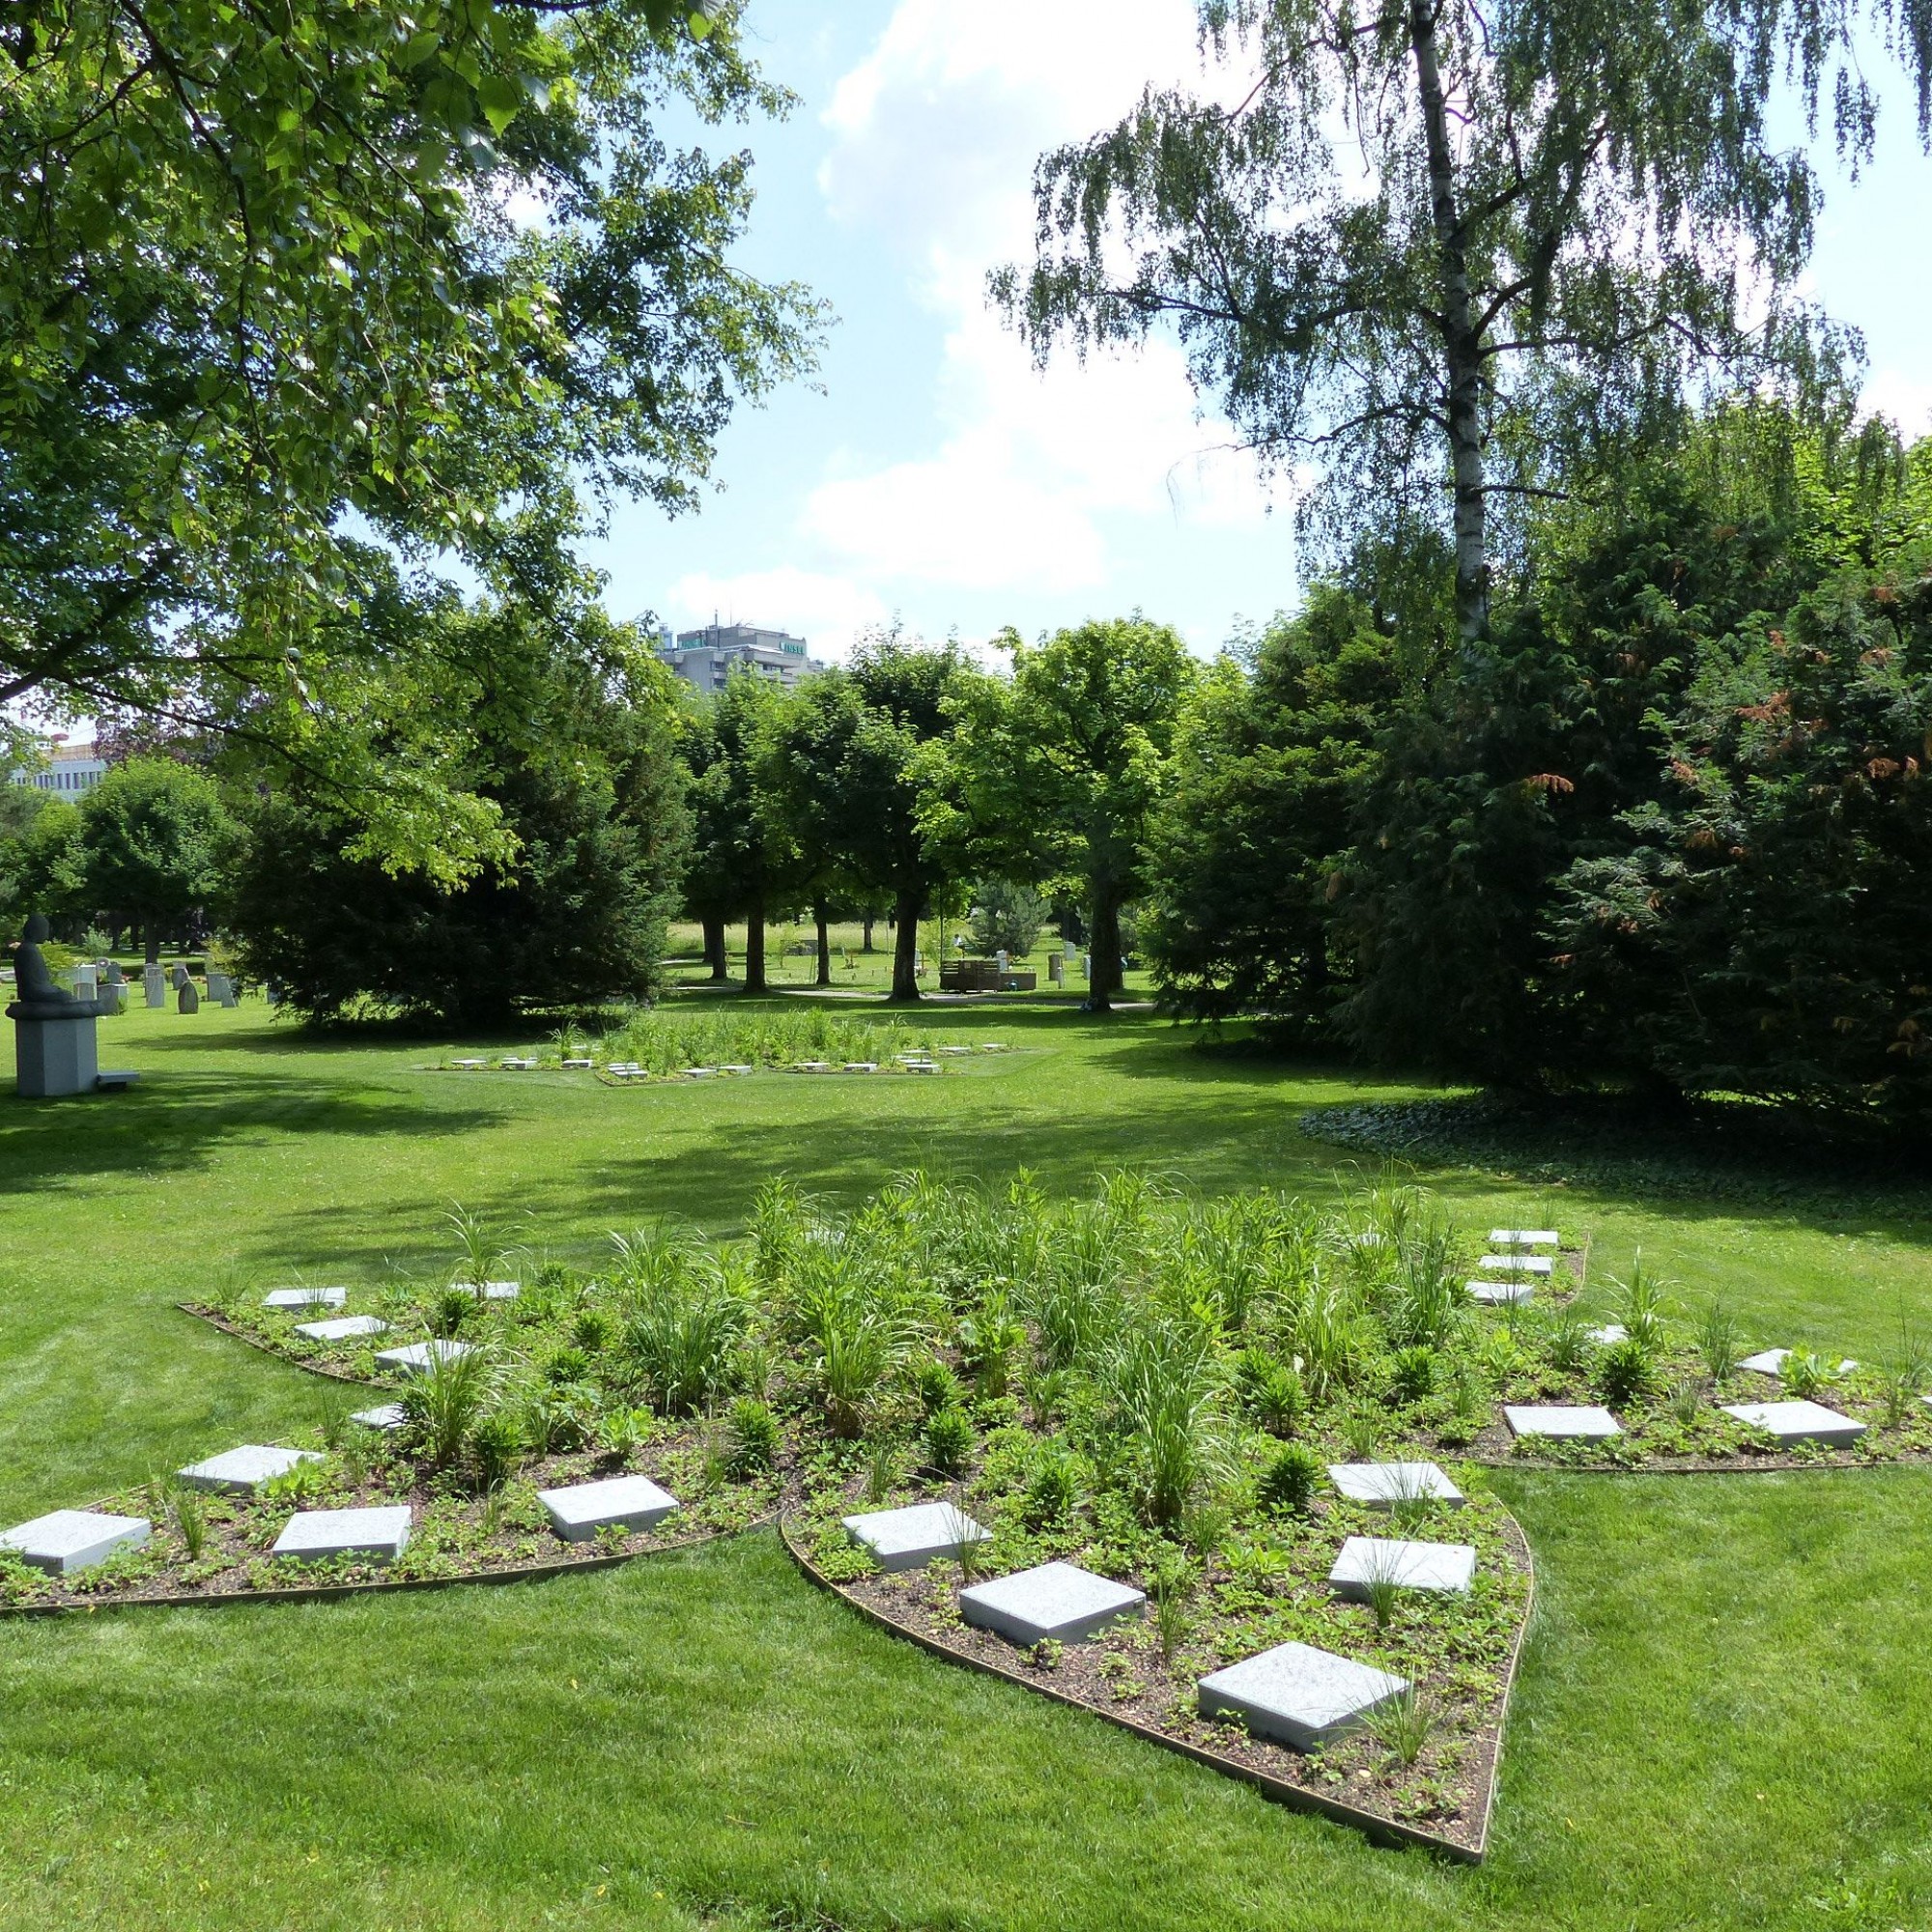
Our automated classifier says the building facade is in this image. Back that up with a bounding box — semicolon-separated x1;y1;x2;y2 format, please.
659;622;825;695
9;738;108;796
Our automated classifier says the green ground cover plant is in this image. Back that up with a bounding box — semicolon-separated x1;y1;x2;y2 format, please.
9;999;1932;1926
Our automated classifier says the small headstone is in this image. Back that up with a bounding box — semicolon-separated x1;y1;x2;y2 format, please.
452;1059;485;1070
454;1280;519;1301
1197;1641;1410;1751
351;1404;407;1432
959;1561;1145;1645
296;1314;389;1342
844;1062;878;1072
1049;953;1064;984
905;1060;938;1074
683;1066;718;1077
936;1046;972;1056
1328;1537;1477;1600
1479;1254;1553;1274
980;1042;1008;1052
1505;1404;1621;1440
177;1445;324;1493
499;1057;535;1070
1587;1323;1628;1345
177;980;199;1014
1738;1349;1791;1377
144;967;166;1009
1327;1462;1464;1508
721;1064;753;1074
262;1287;347;1312
375;1339;472;1376
562;1058;594;1069
0;1508;151;1576
271;1504;412;1565
1468;1280;1534;1305
841;1501;991;1573
1721;1399;1867;1447
1490;1229;1560;1246
536;1474;680;1543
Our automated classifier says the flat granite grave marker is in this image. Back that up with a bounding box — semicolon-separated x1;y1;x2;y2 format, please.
1328;1537;1477;1600
1505;1404;1621;1440
351;1404;407;1432
1478;1254;1554;1274
959;1561;1146;1645
271;1505;412;1565
1738;1348;1791;1376
1468;1280;1535;1305
842;1501;991;1573
536;1474;680;1543
375;1338;472;1376
177;1445;324;1493
1588;1323;1628;1344
1327;1462;1464;1508
1;1508;151;1575
1197;1641;1410;1751
263;1283;346;1314
296;1314;388;1342
1490;1229;1560;1246
454;1280;519;1301
1721;1399;1867;1447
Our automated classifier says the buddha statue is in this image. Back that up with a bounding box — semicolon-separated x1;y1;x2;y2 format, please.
7;915;110;1020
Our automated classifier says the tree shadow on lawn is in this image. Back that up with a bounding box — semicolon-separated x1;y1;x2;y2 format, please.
0;1075;506;1197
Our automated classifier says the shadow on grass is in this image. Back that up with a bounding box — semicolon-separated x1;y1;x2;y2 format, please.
0;1075;507;1196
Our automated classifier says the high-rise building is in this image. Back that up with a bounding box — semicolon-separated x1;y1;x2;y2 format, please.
659;621;824;695
8;736;108;796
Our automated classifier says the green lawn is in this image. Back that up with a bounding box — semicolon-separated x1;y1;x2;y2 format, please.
5;995;1931;1929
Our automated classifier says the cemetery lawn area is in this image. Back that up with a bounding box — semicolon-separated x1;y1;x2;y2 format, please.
5;997;1932;1929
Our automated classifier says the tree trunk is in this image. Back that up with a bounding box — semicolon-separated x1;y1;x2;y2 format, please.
1409;0;1489;646
862;915;874;953
889;890;922;1002
1089;887;1122;1013
702;916;727;981
743;900;767;994
144;923;160;965
814;898;832;987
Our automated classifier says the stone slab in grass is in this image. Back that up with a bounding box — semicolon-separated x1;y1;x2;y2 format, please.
1739;1348;1791;1376
1478;1254;1554;1274
1198;1641;1409;1752
296;1314;388;1342
1328;1537;1477;1600
271;1505;412;1565
1;1508;151;1576
454;1280;519;1301
793;1061;833;1072
451;1058;485;1069
1327;1462;1464;1508
262;1287;347;1311
844;1062;879;1072
1489;1229;1560;1246
351;1404;407;1432
375;1339;472;1376
959;1561;1145;1645
1721;1399;1868;1447
721;1064;753;1074
177;1444;324;1493
842;1501;991;1573
537;1474;680;1543
1468;1280;1534;1305
1588;1323;1628;1344
1505;1404;1621;1440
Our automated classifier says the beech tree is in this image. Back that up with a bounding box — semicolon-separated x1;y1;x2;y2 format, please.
1000;0;1930;645
78;756;233;962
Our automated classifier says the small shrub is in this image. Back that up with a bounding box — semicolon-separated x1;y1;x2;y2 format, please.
572;1307;614;1355
1388;1345;1437;1405
1598;1336;1659;1408
725;1396;781;1477
1544;1303;1593;1377
543;1344;592;1387
923;1405;976;1476
1022;1445;1079;1526
470;1408;524;1489
914;1356;963;1416
1256;1441;1322;1516
1778;1349;1832;1400
1236;1347;1307;1436
429;1286;474;1339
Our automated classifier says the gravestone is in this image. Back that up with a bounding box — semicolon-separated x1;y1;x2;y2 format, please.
144;965;166;1009
1048;952;1064;984
351;1404;407;1432
1468;1279;1534;1305
375;1338;471;1376
1327;1537;1477;1600
1;1508;151;1576
1721;1399;1867;1447
844;1062;878;1073
1490;1229;1560;1246
959;1561;1145;1645
1197;1641;1409;1751
454;1281;519;1301
1738;1349;1790;1377
271;1505;412;1565
262;1287;348;1312
1504;1404;1621;1439
1588;1323;1628;1345
296;1314;388;1342
1479;1254;1554;1274
1327;1462;1464;1508
177;978;199;1014
841;1501;990;1573
562;1058;594;1069
536;1474;680;1543
177;1444;324;1493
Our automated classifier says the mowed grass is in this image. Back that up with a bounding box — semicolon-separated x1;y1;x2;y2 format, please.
5;995;1932;1929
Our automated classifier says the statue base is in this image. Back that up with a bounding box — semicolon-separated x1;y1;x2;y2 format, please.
13;1011;101;1097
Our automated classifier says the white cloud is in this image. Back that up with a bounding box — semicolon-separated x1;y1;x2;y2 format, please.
663;567;893;661
1863;367;1932;440
801;1;1275;599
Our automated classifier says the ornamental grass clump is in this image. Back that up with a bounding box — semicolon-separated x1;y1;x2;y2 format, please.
1234;1346;1306;1436
1363;1684;1435;1768
404;1342;496;1471
724;1396;781;1477
1696;1296;1742;1383
923;1406;975;1476
1101;1318;1227;1528
1598;1336;1660;1409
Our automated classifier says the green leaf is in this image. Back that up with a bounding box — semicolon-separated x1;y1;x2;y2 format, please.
476;73;523;136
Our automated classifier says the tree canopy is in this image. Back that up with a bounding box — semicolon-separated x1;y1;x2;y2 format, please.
76;755;233;962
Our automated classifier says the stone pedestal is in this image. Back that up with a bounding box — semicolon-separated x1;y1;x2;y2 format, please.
13;1012;100;1097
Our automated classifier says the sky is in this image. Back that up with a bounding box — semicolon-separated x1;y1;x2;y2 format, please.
579;0;1932;665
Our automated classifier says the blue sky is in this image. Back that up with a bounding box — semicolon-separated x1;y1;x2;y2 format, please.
582;1;1932;665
